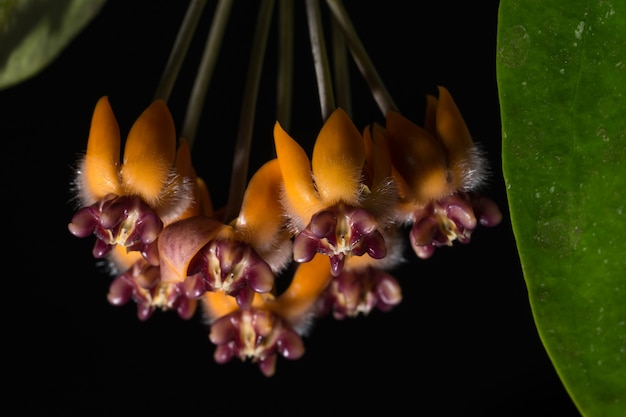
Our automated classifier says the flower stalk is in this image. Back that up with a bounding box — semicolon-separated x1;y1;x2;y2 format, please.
181;0;234;148
324;0;398;115
224;0;275;224
153;0;207;103
306;0;335;121
276;0;294;132
330;11;351;115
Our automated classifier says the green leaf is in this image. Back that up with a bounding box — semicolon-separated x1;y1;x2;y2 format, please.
497;1;626;415
0;0;107;90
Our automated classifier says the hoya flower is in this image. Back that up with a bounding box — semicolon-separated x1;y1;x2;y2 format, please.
156;159;292;309
68;96;207;270
68;96;211;318
385;86;502;258
274;107;400;276
408;191;502;259
203;253;333;376
209;307;305;377
314;266;402;320
107;259;197;321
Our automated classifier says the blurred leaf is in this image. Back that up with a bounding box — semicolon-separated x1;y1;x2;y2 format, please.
0;0;107;90
497;0;626;416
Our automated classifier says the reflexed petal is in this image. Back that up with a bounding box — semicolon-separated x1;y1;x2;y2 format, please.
311;108;365;205
363;123;392;194
386;110;449;203
391;165;413;204
236;159;288;257
157;138;199;223
121;99;177;206
423;93;438;135
362;123;399;223
433;86;487;191
270;253;333;332
81;96;122;203
108;245;144;272
434;86;474;164
362;125;376;187
274;121;321;226
195;177;214;217
202;291;240;322
174;138;195;180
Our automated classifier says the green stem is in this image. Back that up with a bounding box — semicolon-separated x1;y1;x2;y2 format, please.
153;0;207;102
181;0;234;149
276;0;294;134
306;0;335;122
324;0;398;116
224;0;275;224
330;11;351;116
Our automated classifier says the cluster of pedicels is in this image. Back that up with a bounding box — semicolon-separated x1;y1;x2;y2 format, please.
68;86;502;376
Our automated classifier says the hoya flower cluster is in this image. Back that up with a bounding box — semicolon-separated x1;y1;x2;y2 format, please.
67;1;502;377
68;86;501;376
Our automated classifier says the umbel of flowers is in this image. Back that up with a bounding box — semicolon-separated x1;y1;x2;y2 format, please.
68;85;502;376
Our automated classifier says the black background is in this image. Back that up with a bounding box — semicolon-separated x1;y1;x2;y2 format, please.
5;1;582;416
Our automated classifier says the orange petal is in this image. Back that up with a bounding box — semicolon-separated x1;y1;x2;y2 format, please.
108;244;143;272
202;291;240;321
424;93;438;136
434;86;488;190
121;99;177;207
175;138;212;217
386;110;449;203
153;138;198;225
270;253;332;328
195;177;214;217
236;159;285;250
173;139;198;220
236;159;293;272
367;123;392;194
158;216;224;284
362;125;375;188
311;108;365;205
434;86;474;166
391;164;413;202
81;96;122;203
273;121;320;227
174;139;195;184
